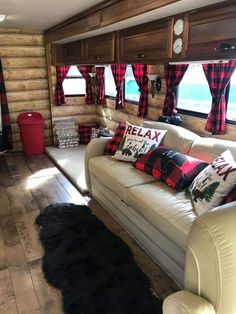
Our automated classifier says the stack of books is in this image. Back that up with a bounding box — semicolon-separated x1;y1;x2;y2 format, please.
54;119;79;148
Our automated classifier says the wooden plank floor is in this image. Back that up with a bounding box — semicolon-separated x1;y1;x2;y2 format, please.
0;152;178;314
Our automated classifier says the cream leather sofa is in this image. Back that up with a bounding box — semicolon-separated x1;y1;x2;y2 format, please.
85;121;236;313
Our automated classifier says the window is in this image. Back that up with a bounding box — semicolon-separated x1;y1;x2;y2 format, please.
124;65;140;102
104;66;116;97
63;66;85;96
177;64;212;115
227;70;236;122
177;63;236;122
104;65;140;102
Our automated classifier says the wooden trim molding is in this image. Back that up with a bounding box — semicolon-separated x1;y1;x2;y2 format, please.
44;0;180;43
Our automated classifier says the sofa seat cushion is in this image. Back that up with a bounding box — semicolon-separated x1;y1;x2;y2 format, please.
126;182;197;250
89;156;156;200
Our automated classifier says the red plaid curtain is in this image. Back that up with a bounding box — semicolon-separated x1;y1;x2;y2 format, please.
132;64;149;118
0;59;13;151
203;60;236;135
95;67;105;105
78;66;93;104
162;63;188;116
111;64;127;109
55;66;70;105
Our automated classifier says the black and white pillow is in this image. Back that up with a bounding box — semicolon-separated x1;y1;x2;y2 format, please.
114;123;167;162
189;150;236;215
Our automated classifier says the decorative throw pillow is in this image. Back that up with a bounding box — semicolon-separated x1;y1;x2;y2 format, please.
222;185;236;205
104;122;126;155
134;146;208;190
114;123;167;162
134;146;164;180
79;124;100;144
79;125;92;144
189;150;236;215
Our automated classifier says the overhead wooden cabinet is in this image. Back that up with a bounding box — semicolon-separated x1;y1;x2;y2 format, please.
84;32;116;64
64;40;84;65
51;44;65;65
186;3;236;60
118;19;173;63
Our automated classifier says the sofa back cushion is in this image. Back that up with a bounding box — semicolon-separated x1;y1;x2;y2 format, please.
141;121;200;155
188;137;236;163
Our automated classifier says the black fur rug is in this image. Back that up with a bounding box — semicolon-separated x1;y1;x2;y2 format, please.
36;203;163;314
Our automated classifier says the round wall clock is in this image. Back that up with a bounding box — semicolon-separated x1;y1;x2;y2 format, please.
174;19;184;36
173;38;183;54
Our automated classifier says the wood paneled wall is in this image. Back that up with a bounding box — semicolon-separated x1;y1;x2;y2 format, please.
97;64;236;141
0;31;52;151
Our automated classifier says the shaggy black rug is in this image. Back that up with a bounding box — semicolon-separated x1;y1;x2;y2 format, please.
36;203;163;314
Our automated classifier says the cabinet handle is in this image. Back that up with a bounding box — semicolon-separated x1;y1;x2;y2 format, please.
95;56;101;61
136;53;145;59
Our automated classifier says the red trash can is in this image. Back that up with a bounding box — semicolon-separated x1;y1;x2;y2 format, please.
17;112;44;155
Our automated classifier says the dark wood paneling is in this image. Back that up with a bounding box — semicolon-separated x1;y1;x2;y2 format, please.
44;0;180;43
84;32;116;64
51;44;65;66
186;2;236;60
64;40;84;65
119;19;173;63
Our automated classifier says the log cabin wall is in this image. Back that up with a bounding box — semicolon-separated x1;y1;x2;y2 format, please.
0;30;53;151
49;66;98;144
97;64;236;141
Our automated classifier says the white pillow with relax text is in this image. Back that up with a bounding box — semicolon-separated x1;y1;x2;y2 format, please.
113;123;167;162
189;150;236;215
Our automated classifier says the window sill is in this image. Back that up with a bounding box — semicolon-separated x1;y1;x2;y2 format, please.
177;108;236;125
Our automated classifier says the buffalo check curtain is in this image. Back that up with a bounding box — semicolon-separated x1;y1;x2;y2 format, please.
202;60;236;135
78;66;93;104
95;67;105;105
0;58;13;151
55;66;70;105
132;64;149;118
162;63;188;116
111;64;127;109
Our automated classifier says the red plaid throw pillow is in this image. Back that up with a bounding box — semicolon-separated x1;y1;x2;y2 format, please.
222;185;236;204
134;146;208;190
79;124;97;144
104;122;126;155
134;147;163;180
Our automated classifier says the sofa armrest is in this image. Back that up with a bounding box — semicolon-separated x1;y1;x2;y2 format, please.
84;137;111;193
163;291;216;314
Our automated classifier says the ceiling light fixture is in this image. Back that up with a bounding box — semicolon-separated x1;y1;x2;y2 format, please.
0;14;6;22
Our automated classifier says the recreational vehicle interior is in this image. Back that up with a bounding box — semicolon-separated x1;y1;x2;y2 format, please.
0;0;236;313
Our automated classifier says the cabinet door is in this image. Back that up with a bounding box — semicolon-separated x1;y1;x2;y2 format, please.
186;4;236;60
51;44;65;65
64;40;84;65
119;19;173;63
84;32;116;64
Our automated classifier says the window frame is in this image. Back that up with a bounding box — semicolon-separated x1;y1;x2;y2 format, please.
63;66;86;97
176;66;236;125
104;65;140;104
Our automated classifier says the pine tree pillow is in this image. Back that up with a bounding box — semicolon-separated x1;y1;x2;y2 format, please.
189;150;236;215
113;123;167;162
